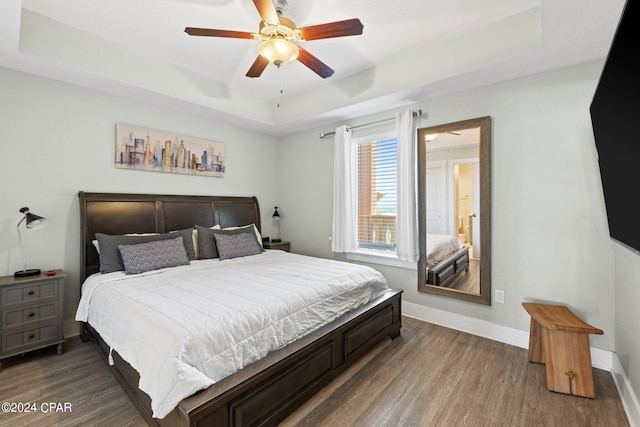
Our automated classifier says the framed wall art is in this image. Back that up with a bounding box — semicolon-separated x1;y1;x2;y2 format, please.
115;123;225;177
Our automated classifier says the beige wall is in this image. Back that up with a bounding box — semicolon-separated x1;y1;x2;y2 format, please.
277;60;615;349
0;67;278;321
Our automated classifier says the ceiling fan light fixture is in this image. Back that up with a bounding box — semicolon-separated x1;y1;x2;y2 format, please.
425;133;439;142
259;38;299;66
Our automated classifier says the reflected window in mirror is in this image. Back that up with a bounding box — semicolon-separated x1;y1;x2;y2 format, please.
417;116;491;305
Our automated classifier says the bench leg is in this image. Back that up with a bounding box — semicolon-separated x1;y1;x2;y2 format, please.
542;328;595;398
527;317;544;363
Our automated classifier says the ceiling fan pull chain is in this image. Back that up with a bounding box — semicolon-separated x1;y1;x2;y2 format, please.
277;64;284;108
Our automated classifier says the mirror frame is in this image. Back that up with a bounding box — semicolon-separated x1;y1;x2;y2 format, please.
417;116;492;305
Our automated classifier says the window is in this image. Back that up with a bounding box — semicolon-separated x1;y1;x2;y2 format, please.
333;110;417;267
355;132;397;254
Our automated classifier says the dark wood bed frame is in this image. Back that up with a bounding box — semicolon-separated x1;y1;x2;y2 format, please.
78;191;402;427
426;246;470;287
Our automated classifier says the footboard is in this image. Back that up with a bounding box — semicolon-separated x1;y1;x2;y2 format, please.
427;247;469;287
85;288;402;427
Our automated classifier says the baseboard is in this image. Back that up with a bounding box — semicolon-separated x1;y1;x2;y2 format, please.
403;302;613;370
612;353;640;427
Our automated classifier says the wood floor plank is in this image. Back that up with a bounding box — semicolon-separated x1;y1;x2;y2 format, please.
0;317;629;427
281;317;629;427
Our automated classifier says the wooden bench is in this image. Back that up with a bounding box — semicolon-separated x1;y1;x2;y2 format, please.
522;302;604;398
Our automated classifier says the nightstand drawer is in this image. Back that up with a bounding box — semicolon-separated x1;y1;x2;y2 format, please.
1;280;58;308
3;303;57;329
2;323;57;353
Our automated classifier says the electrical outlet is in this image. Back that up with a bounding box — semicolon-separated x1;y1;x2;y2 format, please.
495;289;505;304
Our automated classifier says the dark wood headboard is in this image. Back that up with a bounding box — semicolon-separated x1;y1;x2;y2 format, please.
78;191;261;281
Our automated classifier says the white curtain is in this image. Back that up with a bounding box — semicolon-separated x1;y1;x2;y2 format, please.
331;125;356;253
395;109;418;261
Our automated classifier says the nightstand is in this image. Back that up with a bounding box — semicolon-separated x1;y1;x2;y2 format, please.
263;240;291;252
0;270;65;371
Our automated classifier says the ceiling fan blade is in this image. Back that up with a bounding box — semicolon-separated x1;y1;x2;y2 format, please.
246;55;270;78
298;18;364;41
185;27;254;39
253;0;280;26
297;47;334;79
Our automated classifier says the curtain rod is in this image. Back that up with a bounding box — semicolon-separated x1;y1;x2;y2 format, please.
319;109;423;139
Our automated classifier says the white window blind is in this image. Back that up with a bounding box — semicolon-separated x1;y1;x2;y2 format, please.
356;136;397;252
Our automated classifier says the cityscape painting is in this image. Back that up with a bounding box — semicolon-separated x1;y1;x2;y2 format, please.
115;123;225;177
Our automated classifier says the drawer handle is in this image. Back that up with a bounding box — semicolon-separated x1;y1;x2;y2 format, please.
27;290;35;295
28;312;35;317
28;334;35;339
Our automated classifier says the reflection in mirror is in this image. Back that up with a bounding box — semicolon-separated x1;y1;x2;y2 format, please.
417;116;491;305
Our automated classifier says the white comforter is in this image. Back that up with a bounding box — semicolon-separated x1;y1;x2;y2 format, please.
426;234;464;267
75;250;388;419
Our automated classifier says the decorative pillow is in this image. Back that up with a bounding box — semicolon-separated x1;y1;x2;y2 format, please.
95;228;196;273
195;224;222;259
118;237;190;274
213;227;265;260
168;229;197;260
222;224;263;247
92;232;159;254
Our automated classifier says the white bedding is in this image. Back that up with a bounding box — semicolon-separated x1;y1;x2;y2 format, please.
75;250;388;419
426;234;464;267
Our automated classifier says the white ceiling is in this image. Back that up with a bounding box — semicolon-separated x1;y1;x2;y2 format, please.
0;0;627;136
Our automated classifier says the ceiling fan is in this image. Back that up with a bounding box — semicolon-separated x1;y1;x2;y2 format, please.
184;0;364;79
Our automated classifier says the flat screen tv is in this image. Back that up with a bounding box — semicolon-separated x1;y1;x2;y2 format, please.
590;0;640;252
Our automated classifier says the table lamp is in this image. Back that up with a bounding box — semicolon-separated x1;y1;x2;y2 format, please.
272;207;281;242
15;207;49;277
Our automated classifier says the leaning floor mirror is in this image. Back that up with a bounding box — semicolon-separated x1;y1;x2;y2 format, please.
417;116;491;305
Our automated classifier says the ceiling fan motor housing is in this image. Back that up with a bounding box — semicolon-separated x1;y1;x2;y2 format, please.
258;17;298;41
274;0;288;16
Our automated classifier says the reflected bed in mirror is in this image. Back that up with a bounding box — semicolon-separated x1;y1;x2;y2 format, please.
417;116;491;305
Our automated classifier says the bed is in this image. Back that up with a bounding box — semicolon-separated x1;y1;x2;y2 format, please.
76;191;402;427
425;234;469;287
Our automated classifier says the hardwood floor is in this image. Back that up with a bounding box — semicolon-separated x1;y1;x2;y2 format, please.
0;336;146;427
283;317;628;426
0;317;629;426
448;259;480;294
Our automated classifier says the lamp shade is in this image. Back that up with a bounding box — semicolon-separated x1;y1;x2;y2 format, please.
259;39;299;66
24;209;49;230
272;207;280;219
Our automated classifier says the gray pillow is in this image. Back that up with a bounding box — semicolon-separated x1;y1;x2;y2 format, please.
195;225;220;259
118;237;190;274
213;227;264;260
96;228;195;273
